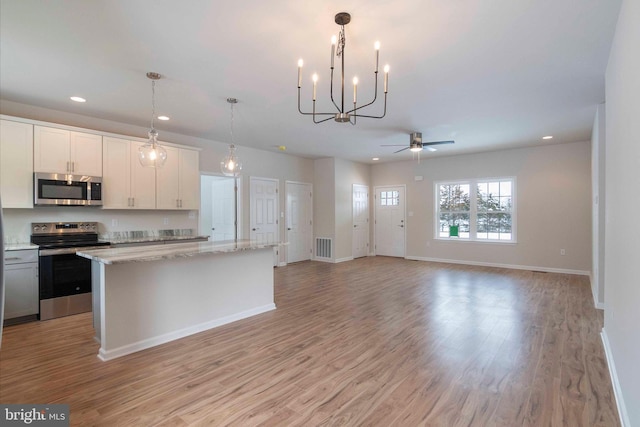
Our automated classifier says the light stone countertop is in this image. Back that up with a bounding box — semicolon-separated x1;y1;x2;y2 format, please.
77;240;280;265
4;243;39;251
106;235;210;245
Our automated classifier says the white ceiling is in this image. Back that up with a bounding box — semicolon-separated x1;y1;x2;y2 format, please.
0;0;621;163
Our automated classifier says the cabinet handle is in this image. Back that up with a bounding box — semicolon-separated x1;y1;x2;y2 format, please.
72;162;75;172
179;199;183;208
131;197;135;207
176;199;180;208
66;161;70;172
4;257;20;261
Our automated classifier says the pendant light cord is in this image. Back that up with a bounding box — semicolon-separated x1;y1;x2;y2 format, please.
150;80;156;132
229;101;235;148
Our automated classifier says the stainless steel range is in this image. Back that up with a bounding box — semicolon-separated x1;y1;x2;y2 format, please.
30;222;110;320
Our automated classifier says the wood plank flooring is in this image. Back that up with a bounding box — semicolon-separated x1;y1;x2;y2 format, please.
0;257;620;426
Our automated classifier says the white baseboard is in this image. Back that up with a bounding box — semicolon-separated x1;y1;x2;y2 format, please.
601;328;631;427
98;303;276;361
404;256;590;276
335;256;354;263
278;261;287;267
589;273;606;309
313;257;333;263
368;252;375;257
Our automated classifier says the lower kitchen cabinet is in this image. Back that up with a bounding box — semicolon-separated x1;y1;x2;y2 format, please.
3;249;39;323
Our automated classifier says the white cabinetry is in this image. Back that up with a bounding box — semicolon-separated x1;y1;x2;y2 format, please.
3;249;39;321
102;137;156;209
156;147;199;210
0;120;34;208
34;126;102;176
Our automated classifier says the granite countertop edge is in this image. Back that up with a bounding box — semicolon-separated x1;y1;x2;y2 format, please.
77;240;280;265
4;243;39;251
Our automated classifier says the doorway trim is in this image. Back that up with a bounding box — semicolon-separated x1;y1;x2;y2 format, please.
199;172;243;241
285;180;313;266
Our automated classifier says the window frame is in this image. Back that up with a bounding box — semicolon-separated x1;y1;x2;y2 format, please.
434;177;517;243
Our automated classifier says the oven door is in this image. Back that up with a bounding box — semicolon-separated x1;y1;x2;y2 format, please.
39;252;92;299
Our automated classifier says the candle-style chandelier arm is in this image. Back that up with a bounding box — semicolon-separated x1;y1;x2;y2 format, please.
297;12;389;125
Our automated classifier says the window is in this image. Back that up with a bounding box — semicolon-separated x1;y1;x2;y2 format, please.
436;178;515;242
380;190;399;206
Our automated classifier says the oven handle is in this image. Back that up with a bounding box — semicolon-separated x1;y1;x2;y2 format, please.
39;246;111;256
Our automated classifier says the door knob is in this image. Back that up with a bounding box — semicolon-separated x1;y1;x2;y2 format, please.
288;228;292;230
354;225;357;228
398;225;404;227
211;228;215;230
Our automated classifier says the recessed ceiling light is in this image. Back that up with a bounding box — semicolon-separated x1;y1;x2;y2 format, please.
372;157;379;161
70;96;86;103
542;135;553;140
157;115;170;121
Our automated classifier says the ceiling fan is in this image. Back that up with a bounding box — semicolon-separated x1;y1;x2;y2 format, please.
382;132;455;153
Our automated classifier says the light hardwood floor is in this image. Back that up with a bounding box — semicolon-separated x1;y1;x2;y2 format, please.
0;257;620;426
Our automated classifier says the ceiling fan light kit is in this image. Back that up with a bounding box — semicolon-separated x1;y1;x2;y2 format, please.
381;132;455;155
297;12;389;125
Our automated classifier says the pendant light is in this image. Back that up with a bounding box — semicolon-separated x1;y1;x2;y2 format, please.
139;72;168;168
221;98;242;176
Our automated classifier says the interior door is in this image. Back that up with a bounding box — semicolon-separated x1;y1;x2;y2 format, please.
250;177;279;244
286;182;312;263
375;186;406;257
353;184;369;258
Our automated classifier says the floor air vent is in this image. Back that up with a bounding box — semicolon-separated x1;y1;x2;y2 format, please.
315;237;333;259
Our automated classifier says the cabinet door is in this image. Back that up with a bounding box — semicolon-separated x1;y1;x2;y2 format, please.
102;137;131;209
155;146;180;209
4;263;39;319
178;149;200;210
0;120;34;208
34;126;70;173
130;141;157;209
70;132;102;176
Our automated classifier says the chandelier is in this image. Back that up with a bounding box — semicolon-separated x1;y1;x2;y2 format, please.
139;72;168;168
297;12;389;125
221;98;242;176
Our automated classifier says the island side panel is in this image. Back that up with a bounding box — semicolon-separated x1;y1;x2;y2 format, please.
99;248;275;360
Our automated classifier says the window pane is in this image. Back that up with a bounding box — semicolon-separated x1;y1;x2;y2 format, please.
500;181;511;197
489;182;500;196
500;196;512;210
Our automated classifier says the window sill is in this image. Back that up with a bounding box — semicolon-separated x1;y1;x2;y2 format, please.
434;237;517;245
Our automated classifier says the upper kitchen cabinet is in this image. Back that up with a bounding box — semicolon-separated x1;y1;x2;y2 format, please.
34;126;102;176
156;146;199;210
102;137;156;209
0;120;34;208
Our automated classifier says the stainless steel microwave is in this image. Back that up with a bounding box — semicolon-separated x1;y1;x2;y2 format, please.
34;173;103;206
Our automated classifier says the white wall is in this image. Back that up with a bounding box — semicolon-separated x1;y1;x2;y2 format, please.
603;0;640;425
591;103;606;308
372;141;592;273
313;158;336;248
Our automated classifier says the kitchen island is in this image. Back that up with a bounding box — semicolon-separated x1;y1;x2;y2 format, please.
77;240;278;361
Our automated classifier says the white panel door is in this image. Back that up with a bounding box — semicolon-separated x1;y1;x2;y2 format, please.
286;182;312;263
352;184;369;258
211;177;236;242
375;186;406;257
250;177;279;244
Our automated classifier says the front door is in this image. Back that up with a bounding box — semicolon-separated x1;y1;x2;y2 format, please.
286;182;312;263
353;184;369;258
374;186;406;257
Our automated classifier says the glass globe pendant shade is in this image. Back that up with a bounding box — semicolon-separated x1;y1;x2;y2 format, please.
139;129;168;168
221;144;242;176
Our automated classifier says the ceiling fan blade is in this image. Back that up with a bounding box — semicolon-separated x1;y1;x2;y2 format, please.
423;140;455;146
393;147;410;153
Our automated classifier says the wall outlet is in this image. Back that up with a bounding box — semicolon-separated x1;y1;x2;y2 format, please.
560;249;566;256
188;211;195;219
111;219;118;227
163;217;169;226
